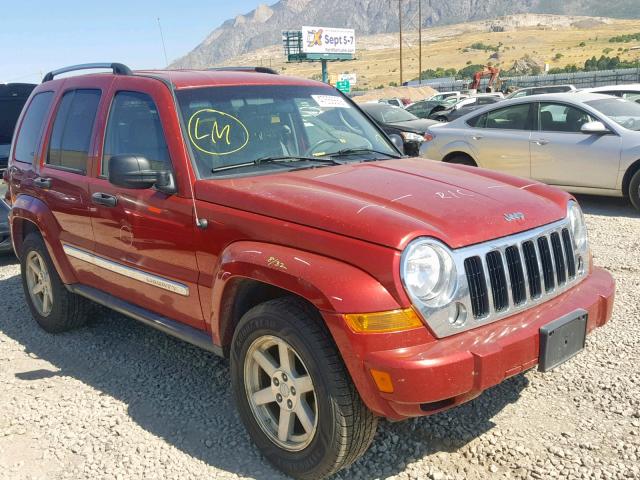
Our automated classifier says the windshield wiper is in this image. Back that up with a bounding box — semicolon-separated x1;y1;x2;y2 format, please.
326;148;402;160
211;155;343;174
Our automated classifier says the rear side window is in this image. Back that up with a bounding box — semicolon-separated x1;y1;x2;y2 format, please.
47;89;101;173
13;92;54;163
102;91;170;176
471;104;532;130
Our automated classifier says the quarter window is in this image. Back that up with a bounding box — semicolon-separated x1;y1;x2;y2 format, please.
539;103;594;133
13;92;54;164
102;91;170;176
47;89;101;172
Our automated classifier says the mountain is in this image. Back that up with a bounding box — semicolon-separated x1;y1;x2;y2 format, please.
169;0;640;69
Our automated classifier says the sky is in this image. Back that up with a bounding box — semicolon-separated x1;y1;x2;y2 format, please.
0;0;266;84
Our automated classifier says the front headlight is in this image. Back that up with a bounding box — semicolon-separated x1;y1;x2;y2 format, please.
401;131;425;142
567;200;588;253
401;238;457;308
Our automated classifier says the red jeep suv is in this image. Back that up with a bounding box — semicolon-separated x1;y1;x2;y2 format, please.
5;63;615;479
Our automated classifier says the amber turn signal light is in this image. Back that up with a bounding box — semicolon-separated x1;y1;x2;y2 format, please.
370;369;394;393
343;308;423;333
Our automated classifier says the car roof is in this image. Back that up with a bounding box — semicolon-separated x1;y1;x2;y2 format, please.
0;83;37;98
583;83;640;93
502;91;614;104
518;84;575;91
444;91;617;126
38;69;327;91
138;69;327;90
360;102;401;111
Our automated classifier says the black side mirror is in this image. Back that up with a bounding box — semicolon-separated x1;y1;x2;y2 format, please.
108;155;176;193
388;134;405;155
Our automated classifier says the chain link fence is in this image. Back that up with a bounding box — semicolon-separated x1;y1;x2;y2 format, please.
422;67;640;92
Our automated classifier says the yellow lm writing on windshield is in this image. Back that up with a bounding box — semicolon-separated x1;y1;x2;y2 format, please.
187;109;249;156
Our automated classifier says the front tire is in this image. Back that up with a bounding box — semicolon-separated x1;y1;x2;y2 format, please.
230;297;378;480
629;169;640;210
20;233;90;333
446;154;477;166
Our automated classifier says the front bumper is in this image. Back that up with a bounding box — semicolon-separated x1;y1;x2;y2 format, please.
324;267;615;420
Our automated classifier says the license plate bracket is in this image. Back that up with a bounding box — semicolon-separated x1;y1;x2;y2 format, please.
539;309;587;372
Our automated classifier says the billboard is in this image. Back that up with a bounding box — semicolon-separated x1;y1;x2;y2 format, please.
302;26;356;55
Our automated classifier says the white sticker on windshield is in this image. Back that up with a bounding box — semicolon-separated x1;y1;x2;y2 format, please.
311;95;351;109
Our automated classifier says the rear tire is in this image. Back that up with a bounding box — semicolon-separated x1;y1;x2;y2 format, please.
230;297;378;480
446;154;477;167
20;233;90;333
629;169;640;211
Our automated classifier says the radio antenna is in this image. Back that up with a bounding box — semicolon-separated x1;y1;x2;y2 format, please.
157;17;169;67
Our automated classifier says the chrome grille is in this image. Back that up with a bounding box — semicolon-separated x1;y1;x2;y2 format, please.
463;224;583;321
408;218;588;339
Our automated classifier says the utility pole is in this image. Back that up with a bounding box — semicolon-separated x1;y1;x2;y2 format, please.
418;0;422;84
399;0;403;85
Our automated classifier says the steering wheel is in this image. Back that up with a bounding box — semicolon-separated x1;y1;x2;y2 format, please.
306;139;342;156
623;117;639;130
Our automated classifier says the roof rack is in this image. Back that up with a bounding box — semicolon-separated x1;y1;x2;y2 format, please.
42;63;133;83
207;66;279;75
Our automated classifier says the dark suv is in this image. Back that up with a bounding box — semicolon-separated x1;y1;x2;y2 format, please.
1;83;36;171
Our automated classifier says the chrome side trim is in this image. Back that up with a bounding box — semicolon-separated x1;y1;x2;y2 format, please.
63;244;190;297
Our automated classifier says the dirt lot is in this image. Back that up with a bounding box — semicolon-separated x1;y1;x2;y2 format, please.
0;194;638;480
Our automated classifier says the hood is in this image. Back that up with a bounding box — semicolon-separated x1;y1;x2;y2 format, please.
195;158;569;250
385;118;438;133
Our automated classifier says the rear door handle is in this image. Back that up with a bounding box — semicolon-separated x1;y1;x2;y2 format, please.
92;192;118;207
34;177;52;189
472;135;483;140
531;139;549;146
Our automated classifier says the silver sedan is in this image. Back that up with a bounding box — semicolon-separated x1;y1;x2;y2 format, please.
420;92;640;209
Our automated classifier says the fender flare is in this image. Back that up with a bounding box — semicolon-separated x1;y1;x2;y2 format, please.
10;194;77;284
210;241;403;343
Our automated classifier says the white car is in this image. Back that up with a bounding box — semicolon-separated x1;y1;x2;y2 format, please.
505;85;576;99
581;84;640;103
427;91;469;102
420;92;640;209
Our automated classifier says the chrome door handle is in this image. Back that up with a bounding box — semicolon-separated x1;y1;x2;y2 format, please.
472;135;483;140
531;139;549;146
92;192;118;207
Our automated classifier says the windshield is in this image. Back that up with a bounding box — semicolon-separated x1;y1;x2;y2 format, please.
176;85;396;177
370;105;418;123
586;98;640;131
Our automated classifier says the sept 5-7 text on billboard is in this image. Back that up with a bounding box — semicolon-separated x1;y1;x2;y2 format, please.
302;26;356;55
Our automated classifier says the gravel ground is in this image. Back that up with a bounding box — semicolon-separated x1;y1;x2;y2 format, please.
0;194;638;480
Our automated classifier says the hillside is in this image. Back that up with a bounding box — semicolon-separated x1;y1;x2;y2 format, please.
169;0;640;69
217;15;640;90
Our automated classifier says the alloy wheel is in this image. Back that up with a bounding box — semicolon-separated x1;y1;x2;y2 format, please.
25;251;53;317
244;335;318;451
